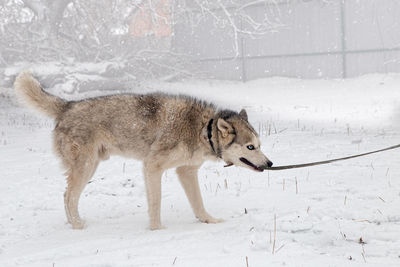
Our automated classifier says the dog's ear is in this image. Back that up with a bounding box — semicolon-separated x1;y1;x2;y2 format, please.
239;109;248;121
217;118;233;138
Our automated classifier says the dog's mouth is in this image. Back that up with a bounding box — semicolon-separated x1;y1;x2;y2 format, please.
239;157;264;172
224;162;234;167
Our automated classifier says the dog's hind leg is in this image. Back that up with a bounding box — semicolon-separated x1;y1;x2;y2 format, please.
64;148;99;229
176;165;223;224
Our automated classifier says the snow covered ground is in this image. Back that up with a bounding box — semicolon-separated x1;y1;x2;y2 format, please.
1;73;400;266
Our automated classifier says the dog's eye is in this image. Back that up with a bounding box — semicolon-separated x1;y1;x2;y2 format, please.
247;145;255;150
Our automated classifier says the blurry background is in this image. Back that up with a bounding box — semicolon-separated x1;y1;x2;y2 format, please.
1;0;400;87
2;2;400;265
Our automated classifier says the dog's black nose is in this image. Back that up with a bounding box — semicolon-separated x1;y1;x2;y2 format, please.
267;161;273;168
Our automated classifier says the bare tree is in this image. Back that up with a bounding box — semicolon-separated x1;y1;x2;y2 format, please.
173;0;284;57
0;0;283;81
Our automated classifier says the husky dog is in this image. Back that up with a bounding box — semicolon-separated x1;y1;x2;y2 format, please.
14;71;273;230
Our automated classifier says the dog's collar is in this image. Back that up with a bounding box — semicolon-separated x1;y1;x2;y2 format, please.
207;119;221;158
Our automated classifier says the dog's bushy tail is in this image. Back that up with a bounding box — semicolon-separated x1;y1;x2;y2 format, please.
14;71;67;118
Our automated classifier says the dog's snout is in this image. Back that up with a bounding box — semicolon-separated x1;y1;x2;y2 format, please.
267;161;273;168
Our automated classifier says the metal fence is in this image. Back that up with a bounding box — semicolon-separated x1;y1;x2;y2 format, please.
173;0;400;81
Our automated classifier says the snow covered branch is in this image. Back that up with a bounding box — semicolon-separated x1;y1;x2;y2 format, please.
173;0;284;56
0;0;283;80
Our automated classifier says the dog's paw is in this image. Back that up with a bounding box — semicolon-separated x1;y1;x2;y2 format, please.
149;223;166;231
71;220;86;230
198;215;224;224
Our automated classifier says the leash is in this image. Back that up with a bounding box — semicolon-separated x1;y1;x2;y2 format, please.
263;143;400;171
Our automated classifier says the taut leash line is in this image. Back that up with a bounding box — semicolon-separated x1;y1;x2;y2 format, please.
264;143;400;171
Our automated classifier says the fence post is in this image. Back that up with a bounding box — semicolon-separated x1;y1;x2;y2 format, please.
241;38;247;82
240;16;247;82
340;0;347;78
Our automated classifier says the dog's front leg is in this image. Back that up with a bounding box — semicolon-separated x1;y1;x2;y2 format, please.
143;162;164;230
176;165;223;224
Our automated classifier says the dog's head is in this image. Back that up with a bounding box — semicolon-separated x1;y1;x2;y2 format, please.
213;109;273;172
